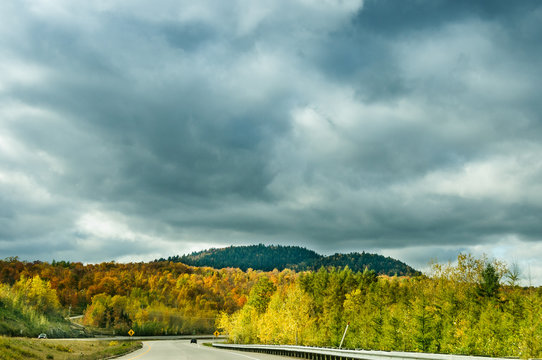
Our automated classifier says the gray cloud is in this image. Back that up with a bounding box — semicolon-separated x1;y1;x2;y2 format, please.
1;0;542;282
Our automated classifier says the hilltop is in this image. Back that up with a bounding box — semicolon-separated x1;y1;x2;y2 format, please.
162;244;420;276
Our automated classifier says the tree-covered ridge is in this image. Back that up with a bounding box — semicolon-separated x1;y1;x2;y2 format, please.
162;244;420;276
165;244;320;272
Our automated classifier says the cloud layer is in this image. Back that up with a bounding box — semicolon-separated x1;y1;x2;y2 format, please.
1;0;542;283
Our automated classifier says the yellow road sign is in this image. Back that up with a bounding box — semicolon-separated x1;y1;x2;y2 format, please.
214;330;220;337
128;329;135;336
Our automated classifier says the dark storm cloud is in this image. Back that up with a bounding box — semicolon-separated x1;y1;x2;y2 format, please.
1;0;542;281
355;0;539;35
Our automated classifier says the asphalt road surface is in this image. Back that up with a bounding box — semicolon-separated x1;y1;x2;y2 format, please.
115;340;296;360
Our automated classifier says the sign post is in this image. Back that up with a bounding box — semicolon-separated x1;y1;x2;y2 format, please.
214;330;220;337
128;329;135;337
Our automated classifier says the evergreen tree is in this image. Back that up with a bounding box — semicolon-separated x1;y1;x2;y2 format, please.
247;277;276;314
477;263;500;299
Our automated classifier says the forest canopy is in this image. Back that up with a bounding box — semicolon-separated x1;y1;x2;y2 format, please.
0;258;283;336
1;253;541;359
219;254;542;358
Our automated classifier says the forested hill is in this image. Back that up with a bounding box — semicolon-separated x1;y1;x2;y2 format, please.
308;252;420;276
161;244;420;276
163;245;321;272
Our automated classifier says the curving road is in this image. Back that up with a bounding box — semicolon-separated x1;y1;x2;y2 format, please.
115;340;295;360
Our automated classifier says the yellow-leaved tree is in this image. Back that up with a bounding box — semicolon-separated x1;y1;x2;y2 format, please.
13;275;61;316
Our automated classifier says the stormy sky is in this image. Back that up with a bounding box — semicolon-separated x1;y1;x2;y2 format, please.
1;0;541;282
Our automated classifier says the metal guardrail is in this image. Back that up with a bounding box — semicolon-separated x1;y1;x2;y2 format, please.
212;343;514;360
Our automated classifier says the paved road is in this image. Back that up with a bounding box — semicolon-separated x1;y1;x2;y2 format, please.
115;340;296;360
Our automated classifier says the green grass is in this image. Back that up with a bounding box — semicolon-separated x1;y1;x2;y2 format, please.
0;300;88;338
0;337;142;360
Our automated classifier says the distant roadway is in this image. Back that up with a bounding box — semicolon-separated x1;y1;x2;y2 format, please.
115;340;295;360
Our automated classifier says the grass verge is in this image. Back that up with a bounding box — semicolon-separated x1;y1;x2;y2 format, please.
0;337;142;360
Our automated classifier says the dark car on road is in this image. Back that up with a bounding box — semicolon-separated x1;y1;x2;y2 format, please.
190;338;197;344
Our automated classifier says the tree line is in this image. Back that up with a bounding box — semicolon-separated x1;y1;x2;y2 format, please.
0;258;266;335
219;254;542;359
2;253;541;358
